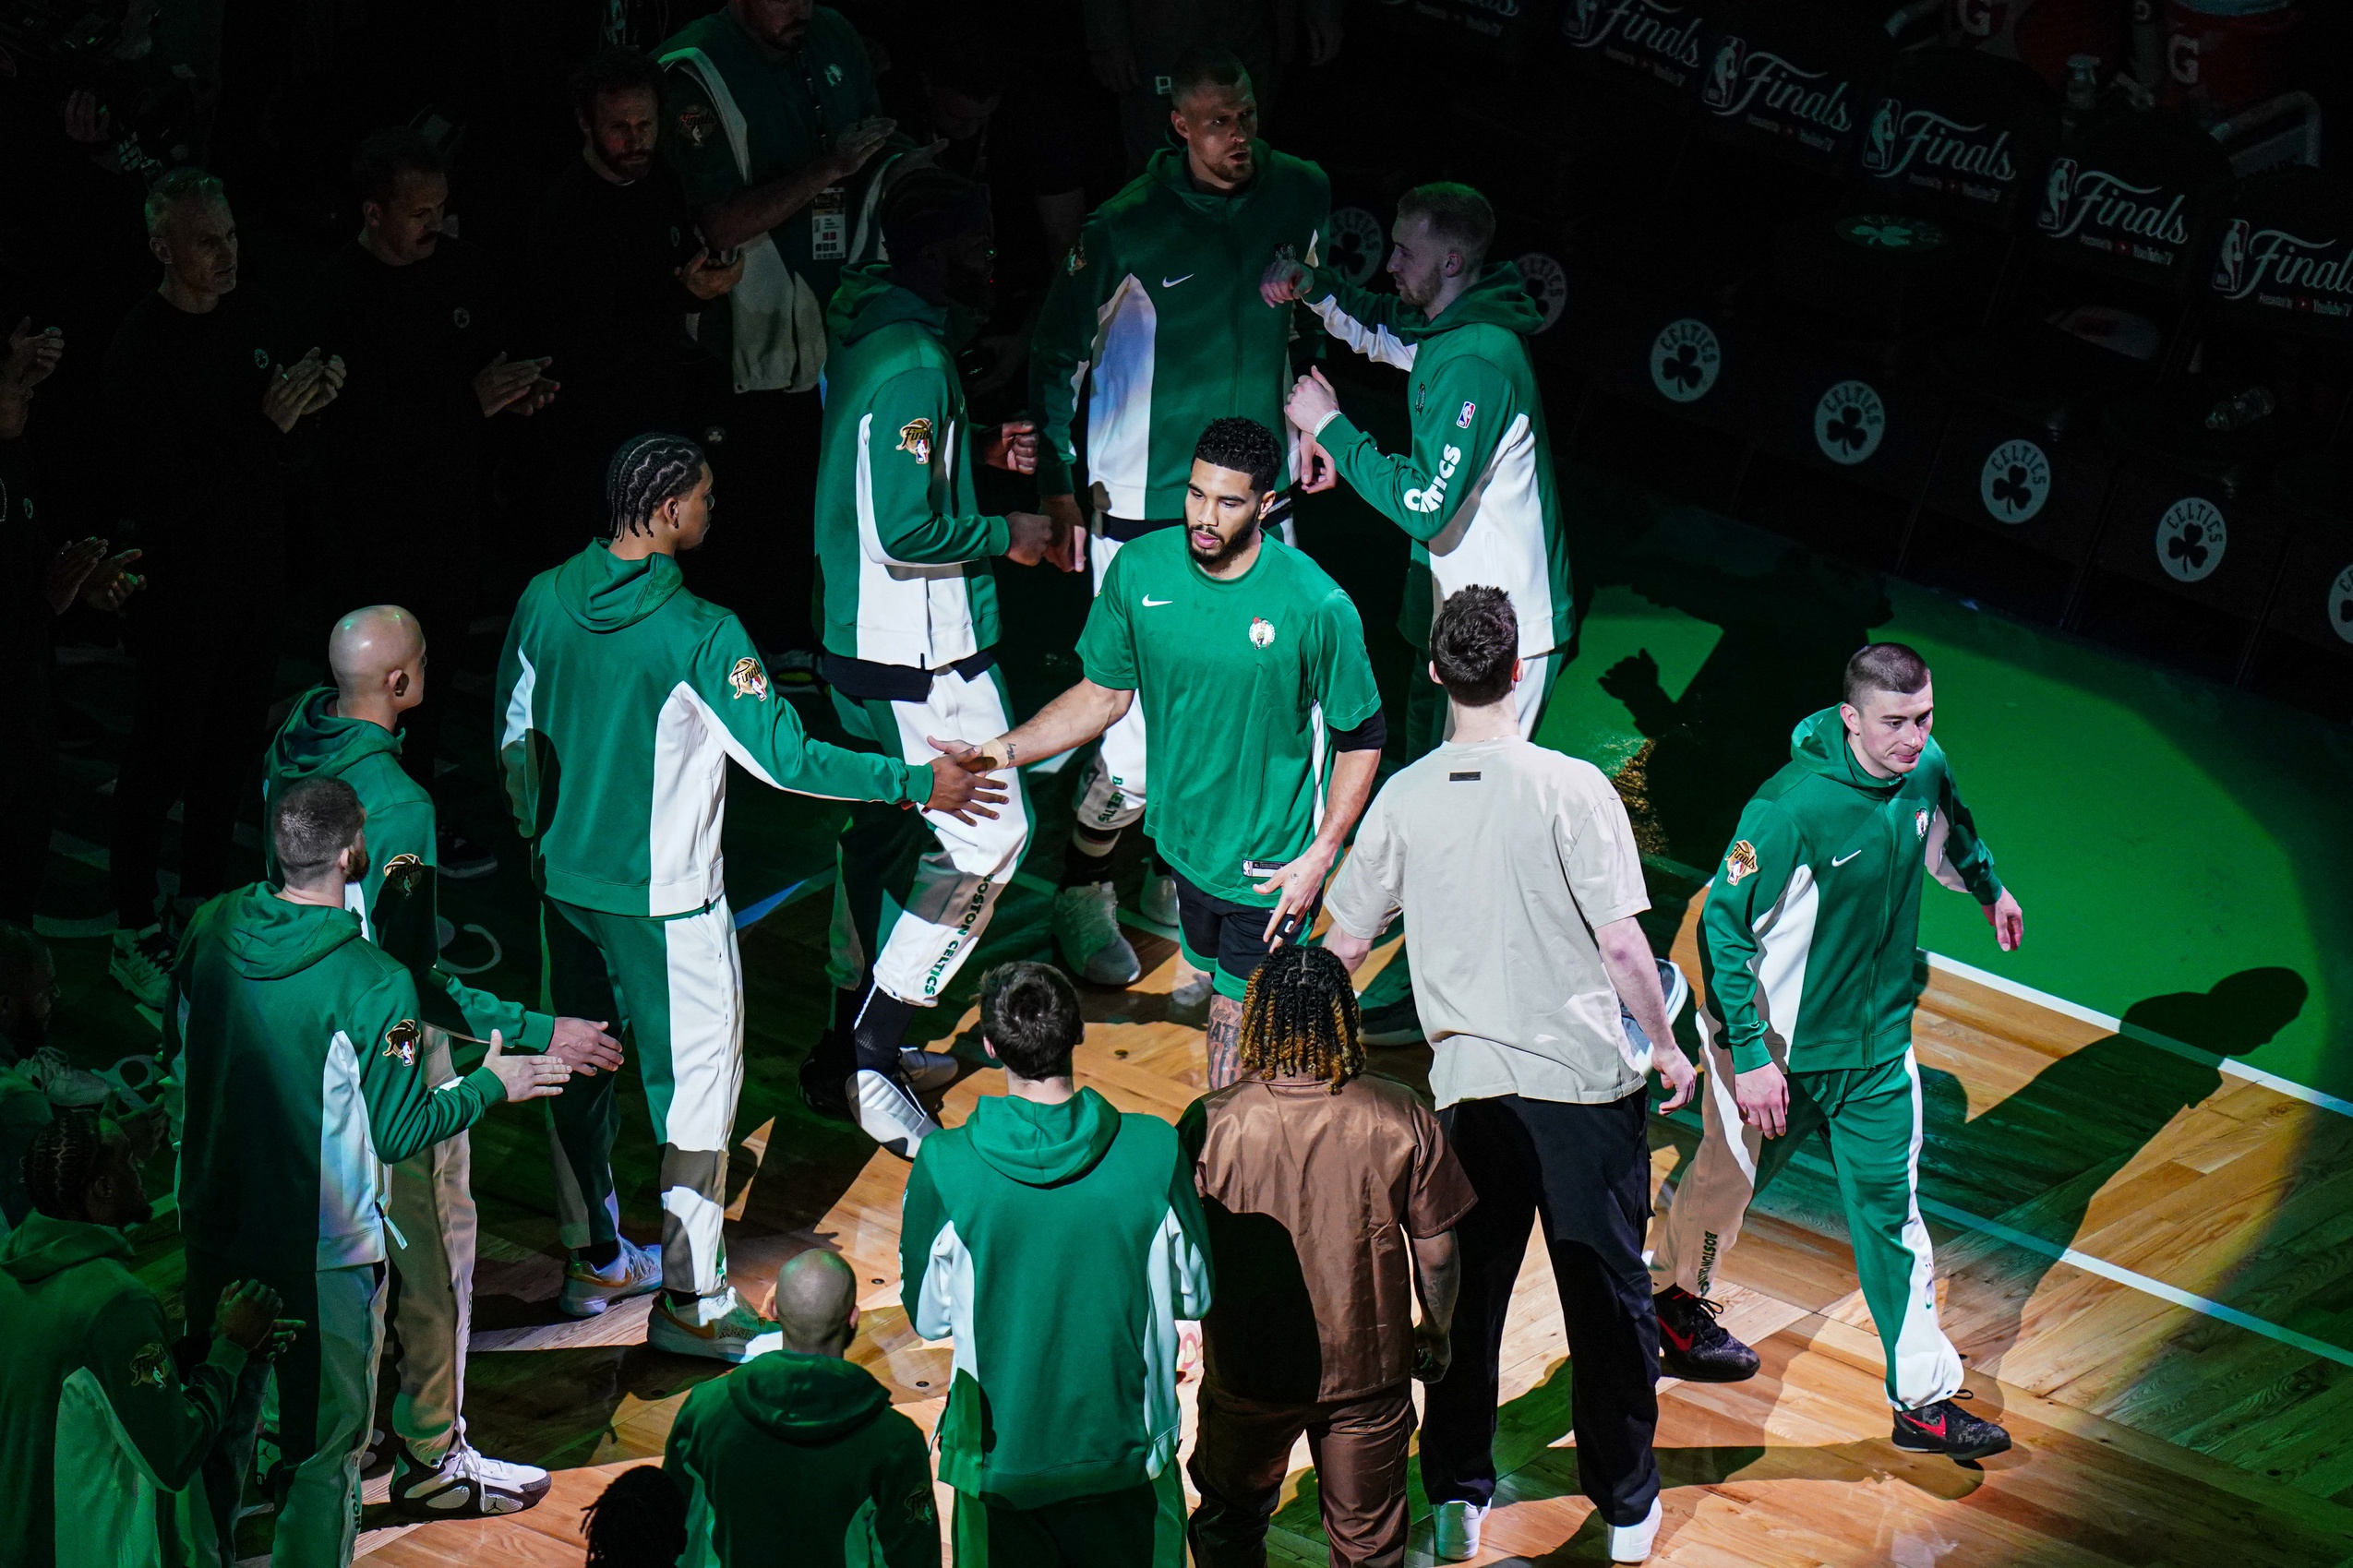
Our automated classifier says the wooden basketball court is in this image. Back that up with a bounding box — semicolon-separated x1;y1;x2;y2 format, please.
358;891;2353;1567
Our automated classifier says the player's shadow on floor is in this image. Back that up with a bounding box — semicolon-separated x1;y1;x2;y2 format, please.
1924;967;2309;1374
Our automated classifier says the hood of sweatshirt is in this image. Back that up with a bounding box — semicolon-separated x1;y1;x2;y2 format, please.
554;543;685;633
210;883;364;980
1146;142;1285;217
0;1208;130;1284
1790;706;1905;798
829;260;946;347
965;1086;1122;1187
272;688;402;781
726;1347;892;1443
1429;261;1544;338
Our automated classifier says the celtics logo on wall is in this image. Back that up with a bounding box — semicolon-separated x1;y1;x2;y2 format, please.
1815;380;1886;465
1980;439;2050;523
2326;564;2353;643
1650;318;1720;403
2155;497;2227;582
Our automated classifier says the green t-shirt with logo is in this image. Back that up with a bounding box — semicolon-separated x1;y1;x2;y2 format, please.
1076;529;1381;904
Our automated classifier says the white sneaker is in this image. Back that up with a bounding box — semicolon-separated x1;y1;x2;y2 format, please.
1167;971;1214;1030
558;1235;664;1319
1608;1496;1663;1562
110;925;174;1011
20;1047;114;1108
1433;1500;1488;1561
1621;959;1692;1056
387;1440;550;1518
1054;882;1141;987
899;1047;959;1095
1139;868;1180;929
646;1286;783;1363
851;1067;941;1158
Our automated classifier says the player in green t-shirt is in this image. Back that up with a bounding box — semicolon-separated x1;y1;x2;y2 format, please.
937;419;1385;1085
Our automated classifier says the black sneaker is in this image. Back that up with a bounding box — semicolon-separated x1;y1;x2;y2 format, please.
1655;1286;1759;1382
799;1026;855;1122
1359;996;1424;1047
437;831;498;881
1891;1393;2012;1462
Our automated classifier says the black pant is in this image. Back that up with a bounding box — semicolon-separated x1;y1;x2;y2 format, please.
1421;1090;1661;1529
0;659;56;925
109;599;277;927
684;387;822;651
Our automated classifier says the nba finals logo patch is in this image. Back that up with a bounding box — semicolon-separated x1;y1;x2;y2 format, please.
383;1019;421;1067
128;1343;172;1389
380;854;426;895
1249;617;1275;649
728;657;769;701
1915;808;1930;838
897;417;933;465
1724;840;1758;885
676;102;715;149
1064;238;1087;275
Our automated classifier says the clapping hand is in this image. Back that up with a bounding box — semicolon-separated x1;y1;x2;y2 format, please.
475;353;558;417
262;348;345;431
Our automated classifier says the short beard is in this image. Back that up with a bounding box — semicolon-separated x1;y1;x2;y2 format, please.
1189;515;1262;570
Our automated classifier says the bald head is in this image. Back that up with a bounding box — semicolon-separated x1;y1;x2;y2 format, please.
329;605;426;724
772;1251;859;1356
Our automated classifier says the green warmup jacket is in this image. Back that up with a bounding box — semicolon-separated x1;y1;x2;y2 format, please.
1700;709;2003;1076
816;262;1009;671
666;1347;938;1568
496;544;924;918
263;688;552;1060
901;1088;1212;1507
1029;143;1329;520
0;1213;249;1568
1303;261;1570;655
168;886;503;1277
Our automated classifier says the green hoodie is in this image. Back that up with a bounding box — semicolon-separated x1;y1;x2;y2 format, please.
263;688;551;1058
900;1089;1211;1509
815;263;1009;670
0;1212;249;1568
168;886;503;1276
496;544;924;917
1029;143;1330;520
666;1348;938;1567
1303;261;1570;655
1700;709;2003;1075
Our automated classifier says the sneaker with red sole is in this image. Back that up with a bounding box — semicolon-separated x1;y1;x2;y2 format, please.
1655;1285;1759;1382
1891;1393;2011;1462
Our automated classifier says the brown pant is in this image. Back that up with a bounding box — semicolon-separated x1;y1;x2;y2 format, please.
1187;1381;1415;1568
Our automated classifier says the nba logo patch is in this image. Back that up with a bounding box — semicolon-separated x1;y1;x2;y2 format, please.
1724;840;1758;885
1915;808;1930;838
382;1019;421;1067
1456;401;1476;428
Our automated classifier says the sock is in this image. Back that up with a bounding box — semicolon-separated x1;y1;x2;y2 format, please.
577;1239;620;1270
1059;822;1121;887
664;1288;702;1312
852;988;919;1073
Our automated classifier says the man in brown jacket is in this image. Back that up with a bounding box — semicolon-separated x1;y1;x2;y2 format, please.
1179;945;1473;1567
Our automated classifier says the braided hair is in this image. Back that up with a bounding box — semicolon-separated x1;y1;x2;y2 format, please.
23;1107;109;1221
1237;945;1364;1094
582;1465;688;1567
604;433;706;540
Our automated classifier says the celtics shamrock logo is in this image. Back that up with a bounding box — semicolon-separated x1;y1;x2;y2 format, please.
1979;439;2050;523
1650;319;1720;404
1814;380;1886;466
2155;497;2227;583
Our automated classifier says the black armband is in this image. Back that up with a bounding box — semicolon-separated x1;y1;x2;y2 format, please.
1330;711;1387;752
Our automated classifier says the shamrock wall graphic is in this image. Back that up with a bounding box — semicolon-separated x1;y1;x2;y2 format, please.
1813;380;1886;465
1649;318;1721;404
2155;497;2227;583
1979;438;2050;523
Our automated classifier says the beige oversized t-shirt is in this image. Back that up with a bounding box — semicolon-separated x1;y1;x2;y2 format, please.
1326;736;1651;1108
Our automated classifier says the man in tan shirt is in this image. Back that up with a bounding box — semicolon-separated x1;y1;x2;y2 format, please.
1180;945;1473;1568
1325;587;1697;1565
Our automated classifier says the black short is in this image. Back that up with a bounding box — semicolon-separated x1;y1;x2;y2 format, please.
1172;867;1319;1000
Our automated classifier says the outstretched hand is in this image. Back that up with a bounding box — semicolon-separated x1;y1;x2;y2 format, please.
484;1029;570;1102
1260;258;1311;307
920;738;1011;824
1984;889;2023;952
546;1018;624;1075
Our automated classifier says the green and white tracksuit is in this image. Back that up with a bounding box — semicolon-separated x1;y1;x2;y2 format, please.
1651;708;2004;1409
0;1211;257;1568
1029;142;1328;838
497;545;921;1296
902;1088;1212;1564
168;886;501;1566
263;689;550;1464
1300;259;1572;755
666;1347;939;1568
814;263;1029;1011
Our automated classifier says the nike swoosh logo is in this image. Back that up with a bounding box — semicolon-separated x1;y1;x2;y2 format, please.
1141;595;1172;606
1832;850;1863;867
1161;273;1194;287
